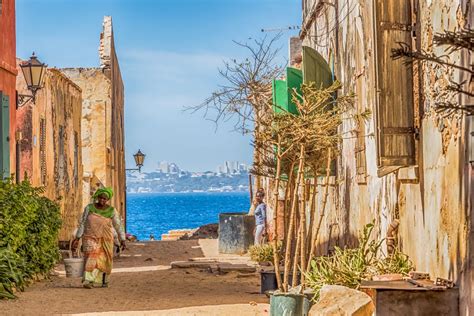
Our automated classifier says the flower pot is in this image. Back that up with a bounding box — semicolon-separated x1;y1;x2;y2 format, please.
269;292;313;316
259;269;300;294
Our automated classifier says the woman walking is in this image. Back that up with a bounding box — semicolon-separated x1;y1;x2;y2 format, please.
72;187;126;288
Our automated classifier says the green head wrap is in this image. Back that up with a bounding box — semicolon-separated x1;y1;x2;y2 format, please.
93;187;114;200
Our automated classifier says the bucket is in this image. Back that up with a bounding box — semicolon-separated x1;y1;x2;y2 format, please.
64;241;84;278
270;292;313;316
260;270;299;294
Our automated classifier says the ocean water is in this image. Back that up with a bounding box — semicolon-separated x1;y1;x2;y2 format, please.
126;192;250;240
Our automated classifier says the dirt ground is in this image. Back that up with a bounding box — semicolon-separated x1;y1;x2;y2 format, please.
0;240;268;315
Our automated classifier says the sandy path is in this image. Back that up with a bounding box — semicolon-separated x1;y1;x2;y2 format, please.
72;304;270;316
0;240;268;315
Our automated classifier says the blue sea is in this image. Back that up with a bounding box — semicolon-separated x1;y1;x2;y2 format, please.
126;192;250;240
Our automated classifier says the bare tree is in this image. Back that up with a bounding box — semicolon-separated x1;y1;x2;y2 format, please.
391;28;473;116
189;34;285;134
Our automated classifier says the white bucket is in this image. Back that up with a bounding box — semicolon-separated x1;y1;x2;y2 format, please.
64;240;84;278
64;257;84;278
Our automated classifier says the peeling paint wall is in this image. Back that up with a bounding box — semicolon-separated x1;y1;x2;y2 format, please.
300;0;472;313
61;16;126;221
16;65;83;241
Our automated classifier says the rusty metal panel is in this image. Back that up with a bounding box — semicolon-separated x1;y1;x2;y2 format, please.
375;0;416;174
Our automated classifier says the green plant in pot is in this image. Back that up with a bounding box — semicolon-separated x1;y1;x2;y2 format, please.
252;78;357;315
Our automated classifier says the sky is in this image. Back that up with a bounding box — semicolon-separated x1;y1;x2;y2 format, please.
16;0;301;172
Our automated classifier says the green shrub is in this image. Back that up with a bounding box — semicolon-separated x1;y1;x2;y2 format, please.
249;242;282;263
0;179;61;299
305;223;414;299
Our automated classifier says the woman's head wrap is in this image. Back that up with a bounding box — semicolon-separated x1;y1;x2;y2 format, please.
93;187;114;200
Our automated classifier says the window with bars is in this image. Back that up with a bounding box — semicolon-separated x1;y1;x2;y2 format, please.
39;118;46;185
58;125;65;185
355;127;367;183
74;132;78;187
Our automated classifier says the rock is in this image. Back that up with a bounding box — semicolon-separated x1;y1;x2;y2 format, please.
309;285;374;316
179;223;218;240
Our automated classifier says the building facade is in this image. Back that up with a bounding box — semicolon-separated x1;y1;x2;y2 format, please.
16;66;83;241
297;0;472;313
61;16;126;220
0;0;17;178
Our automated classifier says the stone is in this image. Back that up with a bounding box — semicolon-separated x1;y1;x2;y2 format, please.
218;263;256;274
309;285;374;316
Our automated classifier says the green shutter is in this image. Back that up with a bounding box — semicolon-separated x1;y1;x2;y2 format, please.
271;68;302;115
286;67;302;114
272;79;288;114
0;92;10;178
302;46;333;89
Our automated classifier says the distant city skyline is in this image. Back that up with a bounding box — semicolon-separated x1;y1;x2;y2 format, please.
155;160;250;173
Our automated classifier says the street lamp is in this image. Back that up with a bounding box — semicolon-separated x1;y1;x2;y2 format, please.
124;149;145;233
126;149;145;172
17;53;47;108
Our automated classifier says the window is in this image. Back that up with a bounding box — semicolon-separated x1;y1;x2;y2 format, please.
374;0;416;177
74;132;79;187
354;28;367;183
58;125;65;185
39;118;46;185
0;92;10;178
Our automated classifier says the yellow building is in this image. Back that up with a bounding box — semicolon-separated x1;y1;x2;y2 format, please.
16;66;83;241
61;16;126;220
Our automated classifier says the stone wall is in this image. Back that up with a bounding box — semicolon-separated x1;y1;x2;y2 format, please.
298;0;472;313
61;16;126;221
16;66;83;241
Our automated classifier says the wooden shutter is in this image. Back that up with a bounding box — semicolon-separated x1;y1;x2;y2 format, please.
302;46;333;89
0;92;10;178
375;0;415;176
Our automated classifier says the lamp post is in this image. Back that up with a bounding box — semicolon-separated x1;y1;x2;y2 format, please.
125;149;145;234
17;53;47;108
16;53;47;184
126;149;145;172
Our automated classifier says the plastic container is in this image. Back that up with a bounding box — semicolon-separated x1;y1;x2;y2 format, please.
64;257;84;278
270;292;312;316
218;212;255;254
64;242;84;278
260;270;298;294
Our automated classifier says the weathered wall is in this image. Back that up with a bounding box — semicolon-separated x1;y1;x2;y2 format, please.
16;65;83;241
0;0;17;176
299;0;472;313
61;16;126;220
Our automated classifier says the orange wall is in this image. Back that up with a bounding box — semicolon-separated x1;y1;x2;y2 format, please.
0;0;17;176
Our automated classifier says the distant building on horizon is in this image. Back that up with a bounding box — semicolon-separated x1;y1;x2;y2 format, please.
216;161;249;175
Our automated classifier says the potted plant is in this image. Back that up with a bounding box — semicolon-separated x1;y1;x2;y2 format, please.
251;80;357;315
